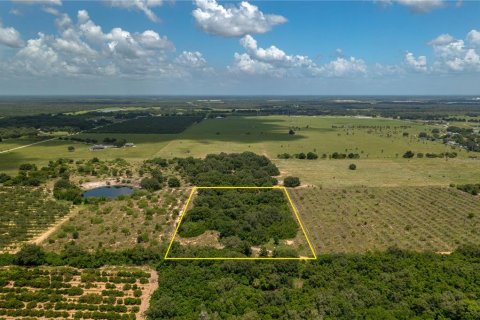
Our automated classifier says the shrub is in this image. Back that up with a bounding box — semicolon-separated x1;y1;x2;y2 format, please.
167;177;180;188
306;152;318;160
284;176;300;188
140;178;161;191
403;151;415;158
349;164;357;170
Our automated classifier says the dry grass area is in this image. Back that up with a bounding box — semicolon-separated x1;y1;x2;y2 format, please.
291;186;480;253
43;188;189;252
175;230;224;249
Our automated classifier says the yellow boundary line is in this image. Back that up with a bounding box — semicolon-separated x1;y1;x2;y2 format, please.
164;186;317;260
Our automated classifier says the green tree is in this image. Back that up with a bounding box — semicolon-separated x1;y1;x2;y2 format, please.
167;177;181;188
349;164;357;170
284;176;300;188
15;245;45;266
306;152;318;160
403;150;415;158
140;177;161;191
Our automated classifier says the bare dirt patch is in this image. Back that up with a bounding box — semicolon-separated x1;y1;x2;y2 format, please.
176;230;224;249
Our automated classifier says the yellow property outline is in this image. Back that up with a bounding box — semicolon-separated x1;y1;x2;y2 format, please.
164;186;317;260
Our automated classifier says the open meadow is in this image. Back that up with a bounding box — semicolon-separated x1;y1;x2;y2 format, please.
2;116;478;187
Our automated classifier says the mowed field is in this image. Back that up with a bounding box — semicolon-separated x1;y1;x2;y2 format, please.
1;115;478;186
290;186;480;253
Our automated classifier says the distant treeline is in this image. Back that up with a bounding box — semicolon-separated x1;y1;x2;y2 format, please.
278;152;360;160
92;115;204;134
0;114;109;132
403;151;458;159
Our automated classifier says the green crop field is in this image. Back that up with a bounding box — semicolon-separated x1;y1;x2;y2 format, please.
0;187;71;252
290;186;480;253
0;266;155;320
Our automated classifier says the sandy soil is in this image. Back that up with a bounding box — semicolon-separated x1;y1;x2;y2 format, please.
176;230;224;249
28;207;79;249
81;179;140;189
139;269;159;320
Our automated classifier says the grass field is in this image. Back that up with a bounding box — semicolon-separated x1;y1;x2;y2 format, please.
0;134;171;174
156;116;460;159
291;186;480;253
276;158;480;187
2;115;477;185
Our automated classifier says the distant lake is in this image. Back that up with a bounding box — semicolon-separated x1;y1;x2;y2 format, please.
82;186;134;199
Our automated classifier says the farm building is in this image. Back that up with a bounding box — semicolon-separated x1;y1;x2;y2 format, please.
90;144;106;151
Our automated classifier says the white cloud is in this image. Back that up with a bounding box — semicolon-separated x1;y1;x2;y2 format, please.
428;33;455;46
378;0;444;13
1;9;206;79
239;34;316;69
404;52;427;72
105;0;163;23
0;23;24;48
230;35;366;78
175;51;207;68
427;32;480;72
43;7;60;16
467;30;480;47
9;9;23;16
230;52;277;76
11;0;62;5
192;0;287;37
136;30;173;50
323;57;367;76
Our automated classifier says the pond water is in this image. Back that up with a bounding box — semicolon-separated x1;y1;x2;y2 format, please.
82;186;134;199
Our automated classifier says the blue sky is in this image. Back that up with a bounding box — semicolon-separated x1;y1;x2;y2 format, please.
0;0;479;95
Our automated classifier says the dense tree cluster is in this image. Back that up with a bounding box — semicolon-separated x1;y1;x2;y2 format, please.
92;115;204;134
445;126;480;152
0;127;38;140
175;152;279;186
53;179;83;204
177;189;298;248
404;151;458;159
0;114;105;132
455;183;480;195
148;247;480;319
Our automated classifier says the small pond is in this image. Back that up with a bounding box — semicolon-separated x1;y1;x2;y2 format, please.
82;186;134;199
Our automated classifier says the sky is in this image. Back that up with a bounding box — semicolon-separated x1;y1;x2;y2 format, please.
0;0;479;95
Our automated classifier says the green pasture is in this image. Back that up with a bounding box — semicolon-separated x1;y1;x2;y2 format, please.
155;116;460;159
277;158;480;188
1;116;478;187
